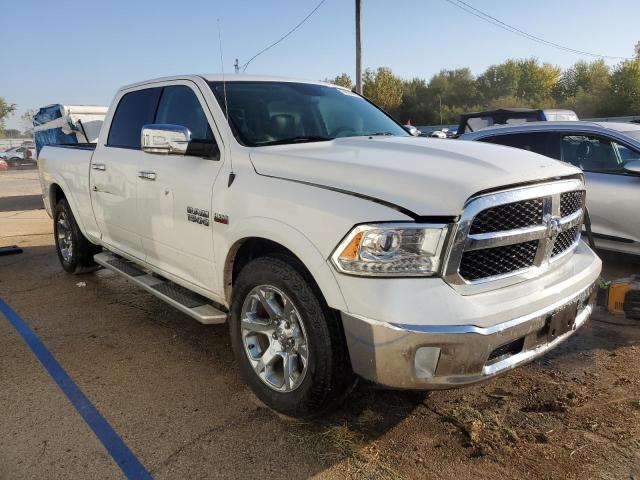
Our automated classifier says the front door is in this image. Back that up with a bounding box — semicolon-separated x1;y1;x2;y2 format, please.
135;82;224;291
559;133;640;254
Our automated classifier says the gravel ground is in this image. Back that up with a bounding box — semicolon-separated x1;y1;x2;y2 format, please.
1;170;639;479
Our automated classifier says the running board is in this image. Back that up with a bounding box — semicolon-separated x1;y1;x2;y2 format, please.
94;252;227;324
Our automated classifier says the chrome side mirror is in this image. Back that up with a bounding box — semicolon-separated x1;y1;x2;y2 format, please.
403;125;421;137
624;159;640;175
141;124;191;155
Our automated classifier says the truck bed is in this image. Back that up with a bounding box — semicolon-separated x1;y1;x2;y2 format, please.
38;144;96;228
44;143;96;151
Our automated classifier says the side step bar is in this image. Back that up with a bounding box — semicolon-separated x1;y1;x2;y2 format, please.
94;252;228;325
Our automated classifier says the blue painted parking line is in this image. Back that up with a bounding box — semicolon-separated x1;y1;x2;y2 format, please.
0;298;152;480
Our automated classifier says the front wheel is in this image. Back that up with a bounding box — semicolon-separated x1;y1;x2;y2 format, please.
53;199;101;274
230;253;354;417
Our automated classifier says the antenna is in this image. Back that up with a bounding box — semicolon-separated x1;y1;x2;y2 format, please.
217;18;236;187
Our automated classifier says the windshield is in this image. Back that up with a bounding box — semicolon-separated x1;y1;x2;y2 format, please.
208;81;408;146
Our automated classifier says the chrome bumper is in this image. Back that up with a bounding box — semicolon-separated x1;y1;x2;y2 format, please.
341;282;597;390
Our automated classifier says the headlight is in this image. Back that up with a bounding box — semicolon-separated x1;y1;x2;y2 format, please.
331;223;449;277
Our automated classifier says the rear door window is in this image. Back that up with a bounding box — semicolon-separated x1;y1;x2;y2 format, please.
154;85;214;141
107;87;162;149
480;132;551;157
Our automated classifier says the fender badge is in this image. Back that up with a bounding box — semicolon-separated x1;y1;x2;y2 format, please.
214;213;229;225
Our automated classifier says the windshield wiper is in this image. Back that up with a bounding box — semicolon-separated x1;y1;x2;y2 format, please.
259;136;333;146
363;132;396;136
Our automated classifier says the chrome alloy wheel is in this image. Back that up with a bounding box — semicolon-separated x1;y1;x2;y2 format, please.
241;285;309;392
56;211;73;262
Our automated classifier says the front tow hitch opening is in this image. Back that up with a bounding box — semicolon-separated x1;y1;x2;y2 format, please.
486;337;525;365
414;346;441;378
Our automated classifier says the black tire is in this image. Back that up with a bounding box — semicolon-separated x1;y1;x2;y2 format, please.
53;198;101;274
8;157;20;168
230;253;354;418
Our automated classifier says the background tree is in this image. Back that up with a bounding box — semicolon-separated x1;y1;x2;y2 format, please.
21;109;36;137
515;59;561;106
0;98;17;136
554;60;611;117
426;68;480;123
610;59;640;115
476;59;521;104
393;78;433;125
325;73;353;89
3;129;22;138
362;67;404;111
327;44;640;126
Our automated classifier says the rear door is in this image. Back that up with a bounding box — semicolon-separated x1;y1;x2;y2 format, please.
478;131;554;157
135;81;224;290
558;133;640;254
90;87;162;260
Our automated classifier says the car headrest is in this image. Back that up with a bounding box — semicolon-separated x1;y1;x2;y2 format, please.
269;114;296;138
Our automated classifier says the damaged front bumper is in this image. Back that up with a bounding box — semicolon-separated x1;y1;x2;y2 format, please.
341;282;597;390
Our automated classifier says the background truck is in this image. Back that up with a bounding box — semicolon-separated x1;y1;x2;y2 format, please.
37;75;601;417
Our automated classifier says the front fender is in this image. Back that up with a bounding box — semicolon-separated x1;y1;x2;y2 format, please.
220;217;348;311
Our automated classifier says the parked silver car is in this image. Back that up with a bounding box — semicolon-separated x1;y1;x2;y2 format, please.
460;121;640;256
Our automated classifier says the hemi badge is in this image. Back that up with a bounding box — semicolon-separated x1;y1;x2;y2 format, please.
214;213;229;225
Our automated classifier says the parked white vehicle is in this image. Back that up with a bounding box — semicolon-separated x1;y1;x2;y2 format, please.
459;121;640;256
0;145;36;167
37;75;601;417
429;130;448;139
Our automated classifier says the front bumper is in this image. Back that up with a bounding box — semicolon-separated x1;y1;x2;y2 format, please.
340;246;600;389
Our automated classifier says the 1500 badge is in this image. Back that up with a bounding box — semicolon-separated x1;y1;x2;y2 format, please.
187;207;210;226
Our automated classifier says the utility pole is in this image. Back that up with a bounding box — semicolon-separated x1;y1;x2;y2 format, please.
234;58;239;74
355;0;362;94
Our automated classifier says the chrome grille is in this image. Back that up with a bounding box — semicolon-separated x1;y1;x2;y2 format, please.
552;226;580;257
560;191;584;217
459;240;539;280
469;199;543;234
444;180;585;294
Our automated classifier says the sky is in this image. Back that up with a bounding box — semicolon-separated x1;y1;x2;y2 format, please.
2;0;639;130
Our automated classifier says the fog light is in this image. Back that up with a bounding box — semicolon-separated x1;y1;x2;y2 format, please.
414;347;441;378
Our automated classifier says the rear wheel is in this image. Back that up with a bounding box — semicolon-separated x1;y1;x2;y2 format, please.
54;199;101;274
230;253;353;417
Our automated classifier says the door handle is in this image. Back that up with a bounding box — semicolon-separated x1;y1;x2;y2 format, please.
92;163;106;171
138;171;157;181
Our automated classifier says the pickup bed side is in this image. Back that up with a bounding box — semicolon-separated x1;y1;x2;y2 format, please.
39;144;100;243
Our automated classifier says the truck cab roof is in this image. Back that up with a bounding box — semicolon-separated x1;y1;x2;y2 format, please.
121;74;341;91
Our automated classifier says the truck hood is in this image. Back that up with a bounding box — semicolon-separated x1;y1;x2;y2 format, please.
248;136;580;216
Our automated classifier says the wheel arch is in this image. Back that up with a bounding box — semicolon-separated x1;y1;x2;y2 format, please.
49;183;66;208
222;229;347;313
47;181;91;240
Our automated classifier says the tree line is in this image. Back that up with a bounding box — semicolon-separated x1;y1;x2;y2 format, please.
327;55;640;126
3;51;640;137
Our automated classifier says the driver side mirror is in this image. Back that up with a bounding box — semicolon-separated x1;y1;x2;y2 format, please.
142;124;191;155
403;125;421;137
624;159;640;175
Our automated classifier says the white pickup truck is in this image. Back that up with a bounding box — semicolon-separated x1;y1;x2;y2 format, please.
38;75;601;417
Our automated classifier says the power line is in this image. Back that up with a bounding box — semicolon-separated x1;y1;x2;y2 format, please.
242;0;327;72
444;0;631;61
